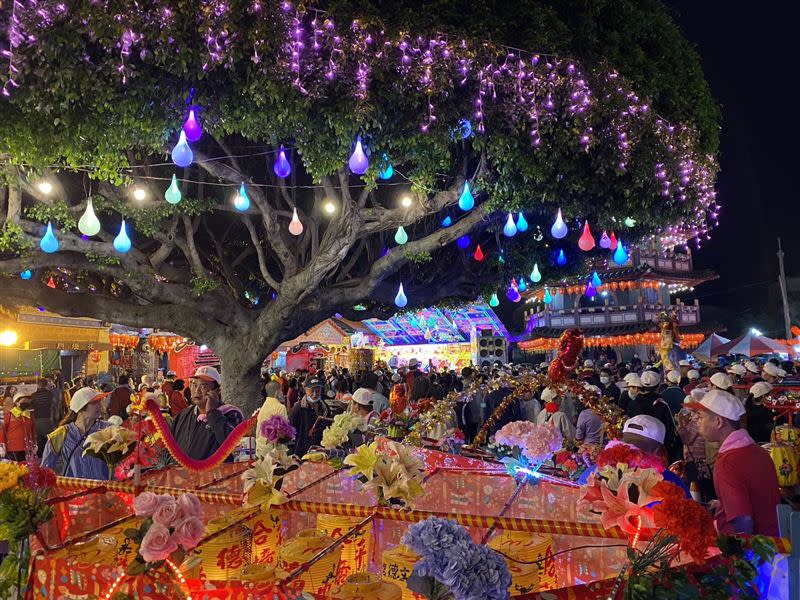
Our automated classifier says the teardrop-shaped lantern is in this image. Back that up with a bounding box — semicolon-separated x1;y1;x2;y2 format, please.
473;244;484;261
458;181;475;211
578;220;596;251
609;231;618;250
78;199;101;237
395;282;408;308
506;282;521;303
591;271;602;288
40;222;59;253
234;183;251;212
556;249;567;266
394;226;408;245
165;175;182;205
378;154;394;180
274;145;292;178
503;213;517;237
20;270;32;280
349;137;369;175
516;213;528;232
183;108;202;143
613;239;628;265
585;280;596;298
599;230;611;249
441;215;452;227
531;263;542;283
518;278;527;292
288;207;304;236
113;220;132;253
550;208;568;239
543;287;553;304
456;235;470;250
47;276;56;289
489;292;499;307
171;130;193;168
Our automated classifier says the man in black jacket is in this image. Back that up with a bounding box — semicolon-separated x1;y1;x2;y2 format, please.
289;374;331;457
626;370;681;463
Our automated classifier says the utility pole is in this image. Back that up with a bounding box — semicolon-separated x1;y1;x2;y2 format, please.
777;237;792;343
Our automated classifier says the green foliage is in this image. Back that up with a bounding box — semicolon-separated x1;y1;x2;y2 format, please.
24;201;76;229
0;223;31;254
85;250;122;267
190;274;219;296
404;251;433;264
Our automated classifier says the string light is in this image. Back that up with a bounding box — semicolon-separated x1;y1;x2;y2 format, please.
503;212;517;237
323;200;336;214
456;235;470;249
489;292;499;307
599;230;611;249
37;181;53;194
165;174;182;204
400;195;413;208
288;207;304;235
473;244;484;261
113;220;132;253
20;270;32;280
273;144;292;178
550;209;568;239
348;136;369;175
379;154;394;180
171;130;193;168
233;183;251;211
132;187;146;201
578;220;595;251
531;263;542;283
556;249;567;266
516;213;528;232
78;199;101;236
441;215;452;227
613;239;628;265
183;107;202;142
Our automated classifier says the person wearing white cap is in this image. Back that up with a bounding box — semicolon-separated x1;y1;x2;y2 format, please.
619;415;688;494
727;363;747;383
617;372;642;414
627;370;681;462
536;387;574;442
661;370;685;415
675;391;714;501
683;369;701;394
171;366;244;461
742;361;760;384
575;385;603;446
687;389;780;536
743;381;775;444
351;388;378;425
678;359;692;386
709;372;733;392
41;387;112;479
761;362;785;385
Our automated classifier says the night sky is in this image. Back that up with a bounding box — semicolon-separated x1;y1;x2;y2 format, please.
665;2;800;336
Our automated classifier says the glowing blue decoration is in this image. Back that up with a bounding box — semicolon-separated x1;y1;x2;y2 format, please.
349;137;369;175
113;220;132;253
394;226;408;245
550;208;568;239
585;281;596;298
456;235;470;250
506;284;521;303
20;270;32;280
516;213;528;232
518;278;527;292
591;271;602;288
458;119;473;139
274;145;292;178
503;213;517;237
234;183;251;212
394;282;408;308
489;292;499;307
171;130;193;168
39;222;59;253
165;174;182;205
458;181;475;211
378;154;394;180
624;217;636;228
613;239;628;265
556;249;567;266
441;215;452;227
531;263;542;283
183;107;202;143
543;287;553;304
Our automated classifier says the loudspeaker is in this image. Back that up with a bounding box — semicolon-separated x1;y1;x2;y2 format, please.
475;334;507;367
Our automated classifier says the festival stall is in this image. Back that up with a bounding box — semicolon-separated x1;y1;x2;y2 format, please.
271;319;376;372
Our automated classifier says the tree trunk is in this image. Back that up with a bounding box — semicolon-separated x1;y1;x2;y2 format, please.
215;342;266;416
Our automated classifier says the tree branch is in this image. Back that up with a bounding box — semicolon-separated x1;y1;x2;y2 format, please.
243;216;281;290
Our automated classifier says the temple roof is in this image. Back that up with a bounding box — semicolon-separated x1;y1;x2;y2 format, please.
523;320;724;340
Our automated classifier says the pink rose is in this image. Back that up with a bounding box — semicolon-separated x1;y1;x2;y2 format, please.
152;498;182;527
139;523;178;563
176;493;201;518
132;492;165;517
171;516;205;551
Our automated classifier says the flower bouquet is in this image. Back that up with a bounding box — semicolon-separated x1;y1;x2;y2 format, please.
242;454;290;509
343;441;425;507
320;412;366;450
402;517;512;600
123;492;205;578
114;419;171;480
490;420;563;479
83;425;138;480
260;414;297;448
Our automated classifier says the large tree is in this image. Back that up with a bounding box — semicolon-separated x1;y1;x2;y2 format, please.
0;0;718;412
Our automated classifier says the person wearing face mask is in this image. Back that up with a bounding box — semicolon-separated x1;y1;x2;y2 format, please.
618;372;642;414
41;387;111;479
661;370;686;415
289;374;331;457
598;369;620;406
627;371;681;463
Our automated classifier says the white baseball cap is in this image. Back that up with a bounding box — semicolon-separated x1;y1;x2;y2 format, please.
12;392;32;404
686;388;746;421
583;359;594;368
709;372;733;390
70;387;110;413
540;387;558;403
687;369;700;380
623;415;666;444
749;381;773;399
666;370;681;384
192;366;221;384
744;361;759;374
623;373;642;388
727;364;747;377
352;388;373;406
583;383;601;396
678;360;691;367
763;363;787;378
640;371;661;388
408;358;419;368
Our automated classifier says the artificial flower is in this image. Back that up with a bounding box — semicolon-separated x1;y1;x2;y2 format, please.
343;442;379;480
242;455;288;508
139;522;178;563
320;412;365;449
176;493;202;519
260;414;296;444
171;515;205;551
386;441;425;479
133;492;166;517
152;498;182;527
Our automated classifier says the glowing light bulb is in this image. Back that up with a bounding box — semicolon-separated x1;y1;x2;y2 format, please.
165;174;182;205
171;130;193;168
456;235;470;249
113;220;132;253
609;231;618;250
78;199;101;236
234;183;250;211
394;226;408;245
132;187;146;201
39;222;59;253
183;107;202;142
323;200;336;214
516;213;528;232
543;287;553;304
401;195;413;208
473;244;484;261
613;239;628;265
503;213;517;237
37;181;53;194
395;282;408;308
288;207;304;236
624;217;636;228
585;280;596;298
349;137;369;175
599;230;611;249
550;208;568;239
379;155;394;180
518;278;527;291
578;220;595;251
274;145;291;178
556;249;567;266
458;119;473;139
458;181;474;211
531;263;542;283
20;270;32;280
441;215;452;227
489;292;499;307
591;271;602;288
506;282;521;303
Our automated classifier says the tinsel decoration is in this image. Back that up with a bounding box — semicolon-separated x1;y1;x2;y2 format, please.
405;379;484;446
547;328;584;383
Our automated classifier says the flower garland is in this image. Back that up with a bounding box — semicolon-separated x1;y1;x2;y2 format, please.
144;398;255;472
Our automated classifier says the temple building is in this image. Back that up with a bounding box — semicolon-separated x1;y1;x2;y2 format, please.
517;242;719;363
